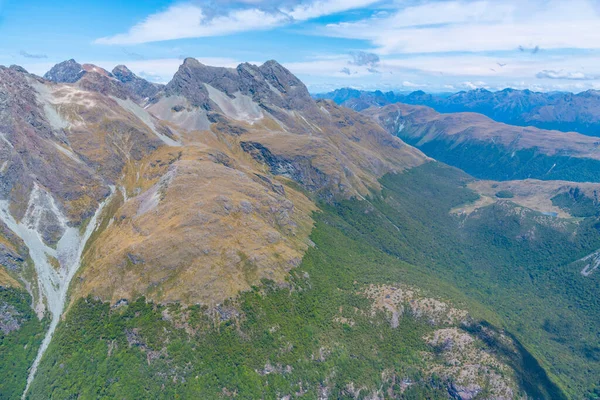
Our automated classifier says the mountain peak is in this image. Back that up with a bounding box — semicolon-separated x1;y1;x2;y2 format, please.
112;64;132;74
164;58;311;113
44;59;85;83
112;65;163;100
182;57;203;67
258;59;302;87
9;65;28;74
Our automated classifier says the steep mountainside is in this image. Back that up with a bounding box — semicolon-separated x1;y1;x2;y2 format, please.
1;59;600;399
318;87;600;137
367;103;600;182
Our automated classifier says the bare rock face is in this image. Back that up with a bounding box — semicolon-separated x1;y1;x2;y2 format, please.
164;58;313;111
0;65;106;223
44;60;161;103
159;58;322;132
112;65;163;100
43;59;86;83
0;302;22;334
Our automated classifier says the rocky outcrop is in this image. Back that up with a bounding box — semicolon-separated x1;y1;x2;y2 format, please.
112;65;163;100
241;141;330;195
43;59;86;83
0;302;22;334
158;58;321;132
164;58;313;112
364;284;521;399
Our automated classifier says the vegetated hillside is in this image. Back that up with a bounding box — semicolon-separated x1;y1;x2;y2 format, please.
1;58;599;399
0;287;46;399
367;103;600;182
330;163;600;397
27;162;600;399
317;87;600;137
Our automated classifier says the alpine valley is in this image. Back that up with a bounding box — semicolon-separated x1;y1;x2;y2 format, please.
2;58;600;400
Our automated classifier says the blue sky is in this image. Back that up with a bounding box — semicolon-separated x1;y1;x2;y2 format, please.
2;0;600;93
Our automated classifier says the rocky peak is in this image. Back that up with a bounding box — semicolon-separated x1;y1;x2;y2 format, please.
112;65;163;100
76;69;128;99
112;65;133;78
81;64;113;78
163;58;315;122
258;60;304;91
8;65;28;74
43;59;86;83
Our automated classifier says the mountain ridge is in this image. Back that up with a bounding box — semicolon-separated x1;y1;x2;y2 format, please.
318;87;600;137
1;58;600;398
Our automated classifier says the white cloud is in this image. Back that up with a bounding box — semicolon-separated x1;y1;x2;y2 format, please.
323;0;600;54
402;81;427;88
536;69;598;80
96;0;380;45
95;5;289;45
460;81;489;90
286;0;380;21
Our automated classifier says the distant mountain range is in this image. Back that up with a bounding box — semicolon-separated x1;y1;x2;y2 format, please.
366;103;600;182
316;87;600;137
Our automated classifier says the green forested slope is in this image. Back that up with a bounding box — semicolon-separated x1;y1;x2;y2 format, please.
403;138;600;183
25;162;596;399
0;287;46;399
332;162;600;397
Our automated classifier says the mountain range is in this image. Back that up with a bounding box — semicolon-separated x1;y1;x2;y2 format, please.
316;87;600;137
1;59;600;399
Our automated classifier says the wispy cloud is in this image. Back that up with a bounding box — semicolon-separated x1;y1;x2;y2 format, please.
95;5;288;45
95;0;380;45
285;0;379;21
20;50;47;59
536;69;598;80
323;0;600;54
402;81;427;88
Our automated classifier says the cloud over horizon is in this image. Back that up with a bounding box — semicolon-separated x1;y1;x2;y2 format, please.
5;0;600;93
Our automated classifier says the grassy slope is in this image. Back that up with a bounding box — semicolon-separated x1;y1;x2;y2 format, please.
403;137;600;182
